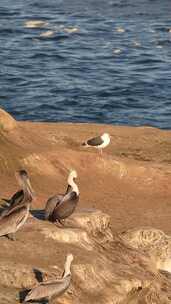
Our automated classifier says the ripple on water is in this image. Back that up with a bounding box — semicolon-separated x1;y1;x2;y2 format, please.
0;0;171;129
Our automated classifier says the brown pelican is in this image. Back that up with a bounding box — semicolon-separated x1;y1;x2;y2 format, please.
0;170;35;240
24;253;74;303
82;133;110;154
45;170;79;225
0;170;35;218
2;189;24;207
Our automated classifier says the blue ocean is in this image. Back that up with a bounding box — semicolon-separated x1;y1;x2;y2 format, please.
0;0;171;128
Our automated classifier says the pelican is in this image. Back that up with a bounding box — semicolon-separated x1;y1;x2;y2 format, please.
45;170;79;225
24;253;74;303
0;170;35;240
0;170;35;218
82;133;110;154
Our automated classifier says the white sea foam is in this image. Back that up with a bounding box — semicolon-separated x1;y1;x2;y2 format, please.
156;45;163;49
115;27;125;33
63;27;79;34
24;20;49;28
113;48;122;54
39;30;55;37
133;41;141;47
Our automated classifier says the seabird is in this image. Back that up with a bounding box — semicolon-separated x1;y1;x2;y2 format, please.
45;170;79;225
0;202;31;240
82;133;110;154
0;170;35;240
0;170;35;218
24;253;74;303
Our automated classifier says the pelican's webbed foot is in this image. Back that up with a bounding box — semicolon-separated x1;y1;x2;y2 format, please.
59;219;65;226
54;219;65;228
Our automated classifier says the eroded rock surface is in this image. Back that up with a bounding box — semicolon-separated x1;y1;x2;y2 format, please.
0;109;171;303
120;227;171;274
0;109;17;132
40;209;113;250
29;208;113;250
0;210;171;303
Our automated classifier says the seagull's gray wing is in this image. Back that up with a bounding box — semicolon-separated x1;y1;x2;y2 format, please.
87;135;103;146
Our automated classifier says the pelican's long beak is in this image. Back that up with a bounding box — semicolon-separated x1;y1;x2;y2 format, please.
26;178;36;199
15;171;23;187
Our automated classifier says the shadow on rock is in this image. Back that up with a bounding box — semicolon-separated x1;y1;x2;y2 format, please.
19;288;48;303
19;268;46;303
19;288;30;303
33;268;44;283
30;209;45;221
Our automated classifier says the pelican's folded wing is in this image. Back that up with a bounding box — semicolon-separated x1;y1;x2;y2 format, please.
25;280;66;301
0;205;27;236
45;195;63;220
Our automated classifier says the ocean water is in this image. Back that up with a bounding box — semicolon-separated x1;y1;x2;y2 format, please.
0;0;171;129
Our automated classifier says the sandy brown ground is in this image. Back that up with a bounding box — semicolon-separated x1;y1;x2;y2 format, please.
1;109;171;303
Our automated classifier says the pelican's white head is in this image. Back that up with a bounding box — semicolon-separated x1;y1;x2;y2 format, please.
67;169;79;195
67;170;78;185
68;170;77;179
66;253;74;263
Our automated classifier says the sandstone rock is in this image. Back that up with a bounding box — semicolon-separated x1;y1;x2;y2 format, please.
1;119;171;303
0;108;17;132
40;209;113;250
1;218;171;303
119;227;171;273
125;283;171;304
0;262;37;288
42;225;93;250
73;260;143;304
64;209;111;234
23;153;57;176
64;209;113;241
0;286;17;304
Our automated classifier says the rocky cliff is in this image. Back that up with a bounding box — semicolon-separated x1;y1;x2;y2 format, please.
0;108;171;303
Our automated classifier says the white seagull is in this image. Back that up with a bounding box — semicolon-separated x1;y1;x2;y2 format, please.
82;133;110;154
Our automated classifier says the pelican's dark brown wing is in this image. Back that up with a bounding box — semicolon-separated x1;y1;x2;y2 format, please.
52;191;79;221
44;195;63;221
10;189;24;207
0;190;24;218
